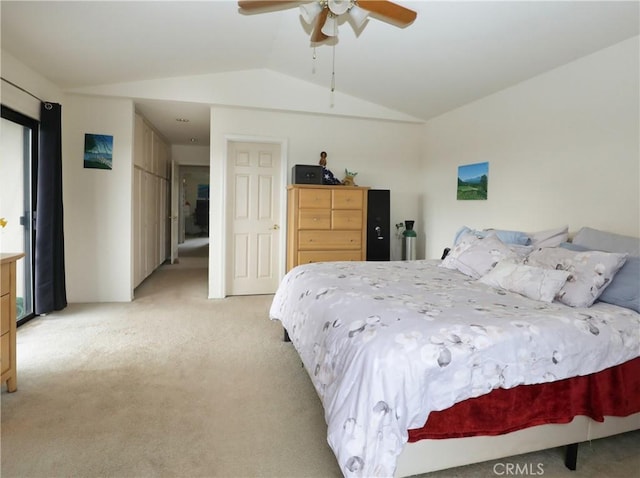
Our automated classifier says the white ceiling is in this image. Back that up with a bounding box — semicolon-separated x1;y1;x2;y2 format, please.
2;1;638;146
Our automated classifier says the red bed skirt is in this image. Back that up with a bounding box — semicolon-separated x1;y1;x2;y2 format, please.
408;357;640;442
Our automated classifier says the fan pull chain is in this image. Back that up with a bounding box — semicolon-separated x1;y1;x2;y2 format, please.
331;44;336;92
312;47;317;74
329;44;336;107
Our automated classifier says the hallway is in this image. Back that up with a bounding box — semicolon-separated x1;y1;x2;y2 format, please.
163;236;208;270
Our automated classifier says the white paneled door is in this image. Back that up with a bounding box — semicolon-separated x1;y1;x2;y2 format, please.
227;141;281;295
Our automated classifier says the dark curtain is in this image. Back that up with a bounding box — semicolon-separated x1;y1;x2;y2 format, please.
35;102;67;314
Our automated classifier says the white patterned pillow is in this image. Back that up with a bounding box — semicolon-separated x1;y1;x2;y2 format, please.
441;233;516;279
479;261;570;303
441;231;480;270
525;247;628;307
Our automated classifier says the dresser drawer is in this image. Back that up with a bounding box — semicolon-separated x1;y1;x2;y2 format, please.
1;265;9;296
298;188;331;209
332;189;363;209
1;294;10;335
298;250;362;264
332;210;362;230
298;209;331;230
1;332;10;375
298;230;361;250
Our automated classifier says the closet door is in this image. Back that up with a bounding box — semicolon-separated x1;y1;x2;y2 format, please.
133;168;143;286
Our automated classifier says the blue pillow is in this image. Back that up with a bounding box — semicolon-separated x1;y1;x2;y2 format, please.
597;256;640;313
453;226;531;246
490;229;531;246
453;226;473;245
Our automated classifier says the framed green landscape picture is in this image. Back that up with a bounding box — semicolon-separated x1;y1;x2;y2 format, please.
457;162;488;200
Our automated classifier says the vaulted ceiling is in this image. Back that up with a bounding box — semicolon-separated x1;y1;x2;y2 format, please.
2;1;638;145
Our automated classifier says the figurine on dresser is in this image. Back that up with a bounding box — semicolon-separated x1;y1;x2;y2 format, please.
319;151;342;185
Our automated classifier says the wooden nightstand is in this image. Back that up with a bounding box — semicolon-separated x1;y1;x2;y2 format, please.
1;253;24;392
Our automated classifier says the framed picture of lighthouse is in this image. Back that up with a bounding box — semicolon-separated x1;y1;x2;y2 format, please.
84;133;113;170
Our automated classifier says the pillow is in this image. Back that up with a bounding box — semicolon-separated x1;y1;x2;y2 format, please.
559;242;590;252
528;226;569;248
560;241;639;312
442;231;480;269
453;226;530;246
508;244;534;258
572;227;640;256
479;261;570;303
453;226;474;246
487;229;531;246
442;233;516;279
597;256;640;312
525;247;628;307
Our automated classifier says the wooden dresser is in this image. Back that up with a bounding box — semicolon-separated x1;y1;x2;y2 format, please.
287;185;368;271
1;253;23;393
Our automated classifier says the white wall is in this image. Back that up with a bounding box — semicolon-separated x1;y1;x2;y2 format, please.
422;37;640;259
63;94;134;302
70;69;422;123
208;106;424;297
171;144;210;166
1;49;64;119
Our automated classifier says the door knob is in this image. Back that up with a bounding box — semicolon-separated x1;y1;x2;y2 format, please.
270;224;280;230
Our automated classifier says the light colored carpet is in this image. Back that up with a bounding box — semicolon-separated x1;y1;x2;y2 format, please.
1;265;638;478
163;236;209;269
179;236;209;258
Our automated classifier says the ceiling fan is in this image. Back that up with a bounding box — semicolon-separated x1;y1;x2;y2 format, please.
238;1;417;43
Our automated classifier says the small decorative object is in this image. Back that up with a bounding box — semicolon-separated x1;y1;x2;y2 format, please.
0;217;7;228
342;169;358;186
319;151;341;185
84;133;113;170
457;161;488;200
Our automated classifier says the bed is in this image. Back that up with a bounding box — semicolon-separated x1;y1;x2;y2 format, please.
269;226;640;477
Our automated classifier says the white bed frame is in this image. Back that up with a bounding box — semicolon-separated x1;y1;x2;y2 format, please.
395;412;640;477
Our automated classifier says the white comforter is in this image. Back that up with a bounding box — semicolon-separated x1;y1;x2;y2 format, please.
269;260;639;478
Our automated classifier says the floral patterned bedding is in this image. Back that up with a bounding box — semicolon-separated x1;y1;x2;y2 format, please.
269;260;640;478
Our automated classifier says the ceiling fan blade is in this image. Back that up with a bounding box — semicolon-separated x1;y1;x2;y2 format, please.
238;1;300;12
356;0;417;26
310;7;330;43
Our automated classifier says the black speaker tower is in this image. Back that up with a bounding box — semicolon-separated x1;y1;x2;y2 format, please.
366;189;390;261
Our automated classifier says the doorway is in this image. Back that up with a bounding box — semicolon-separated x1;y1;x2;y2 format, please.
172;164;210;269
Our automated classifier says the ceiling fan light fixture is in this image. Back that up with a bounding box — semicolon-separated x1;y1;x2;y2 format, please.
328;0;350;15
300;1;323;24
240;0;416;44
321;13;338;37
348;4;368;29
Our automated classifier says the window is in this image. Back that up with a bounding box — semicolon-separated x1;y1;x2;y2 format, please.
1;105;37;324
